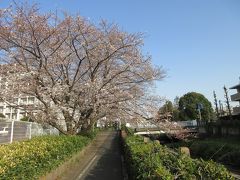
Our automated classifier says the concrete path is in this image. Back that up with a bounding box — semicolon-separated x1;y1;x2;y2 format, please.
60;131;123;180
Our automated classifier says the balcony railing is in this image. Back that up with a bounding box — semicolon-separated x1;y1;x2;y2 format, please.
233;106;240;115
231;93;240;101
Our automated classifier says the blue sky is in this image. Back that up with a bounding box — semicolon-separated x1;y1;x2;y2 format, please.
1;0;240;106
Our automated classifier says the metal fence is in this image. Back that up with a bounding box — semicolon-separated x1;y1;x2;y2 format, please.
0;121;59;144
176;120;198;128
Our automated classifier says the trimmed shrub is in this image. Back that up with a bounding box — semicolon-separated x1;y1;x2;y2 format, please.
0;135;90;179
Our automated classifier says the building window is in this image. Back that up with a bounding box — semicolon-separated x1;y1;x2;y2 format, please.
5;113;11;119
20;98;27;104
13;98;19;104
12;113;17;120
28;97;35;104
5;106;11;113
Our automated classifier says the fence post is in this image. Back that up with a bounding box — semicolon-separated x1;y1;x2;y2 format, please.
10;120;14;143
29;122;32;139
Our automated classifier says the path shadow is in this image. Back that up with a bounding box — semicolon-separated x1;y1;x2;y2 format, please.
84;132;123;180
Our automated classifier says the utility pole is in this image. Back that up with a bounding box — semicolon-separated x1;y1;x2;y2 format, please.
198;108;202;121
196;103;203;125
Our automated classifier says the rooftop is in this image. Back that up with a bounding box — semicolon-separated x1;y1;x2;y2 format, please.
230;83;240;89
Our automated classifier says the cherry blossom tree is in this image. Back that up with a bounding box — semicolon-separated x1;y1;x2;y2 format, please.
0;3;165;134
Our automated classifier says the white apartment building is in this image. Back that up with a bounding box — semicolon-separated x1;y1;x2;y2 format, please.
0;96;37;121
230;81;240;115
0;66;38;121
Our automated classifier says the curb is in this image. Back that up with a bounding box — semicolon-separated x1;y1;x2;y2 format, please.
120;130;129;180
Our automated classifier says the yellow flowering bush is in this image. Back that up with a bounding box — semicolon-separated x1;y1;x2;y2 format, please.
0;135;90;179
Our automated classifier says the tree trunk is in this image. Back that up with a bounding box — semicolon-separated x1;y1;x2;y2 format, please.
80;119;95;133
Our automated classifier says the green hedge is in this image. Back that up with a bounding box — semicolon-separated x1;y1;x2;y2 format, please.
168;138;240;167
189;140;240;167
78;128;100;139
124;135;233;180
121;126;135;136
0;135;91;179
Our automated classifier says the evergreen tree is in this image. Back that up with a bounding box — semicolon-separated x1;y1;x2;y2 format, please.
178;92;214;121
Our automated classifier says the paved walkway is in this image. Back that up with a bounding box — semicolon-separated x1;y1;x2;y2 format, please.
60;131;123;180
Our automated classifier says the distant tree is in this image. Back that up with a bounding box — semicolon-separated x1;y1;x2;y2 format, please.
158;100;180;121
219;100;224;116
213;91;219;119
172;96;180;121
174;96;180;108
223;85;232;118
157;100;173;121
172;109;180;121
159;101;173;114
178;92;214;121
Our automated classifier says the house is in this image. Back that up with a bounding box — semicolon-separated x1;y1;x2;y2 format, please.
230;81;240;115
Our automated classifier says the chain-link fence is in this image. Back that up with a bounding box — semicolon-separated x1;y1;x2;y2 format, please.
0;121;59;144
